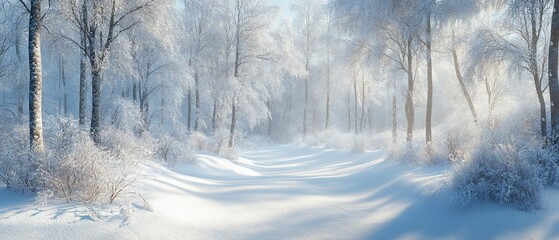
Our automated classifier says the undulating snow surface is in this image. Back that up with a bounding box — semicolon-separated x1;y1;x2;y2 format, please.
1;145;558;240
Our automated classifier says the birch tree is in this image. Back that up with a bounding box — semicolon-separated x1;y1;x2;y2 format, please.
18;0;45;152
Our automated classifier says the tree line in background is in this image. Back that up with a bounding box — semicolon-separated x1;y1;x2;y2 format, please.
0;0;559;208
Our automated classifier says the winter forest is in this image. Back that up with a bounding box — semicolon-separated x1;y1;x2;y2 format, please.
1;0;559;239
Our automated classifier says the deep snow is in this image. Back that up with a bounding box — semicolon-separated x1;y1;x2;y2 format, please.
1;145;558;240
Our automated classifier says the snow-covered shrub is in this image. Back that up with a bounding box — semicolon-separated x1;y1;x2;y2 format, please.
33;117;151;204
107;97;144;133
40;118;109;203
449;142;545;211
524;144;559;186
440;123;478;164
188;131;210;150
99;127;153;203
209;127;240;160
419;143;448;166
155;133;197;166
387;141;419;164
0;124;38;191
100;126;153;163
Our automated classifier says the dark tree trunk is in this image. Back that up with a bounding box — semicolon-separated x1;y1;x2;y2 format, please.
228;98;236;148
550;0;559;142
534;72;547;138
425;12;433;144
90;69;102;144
79;32;88;126
132;82;138;103
28;0;44;152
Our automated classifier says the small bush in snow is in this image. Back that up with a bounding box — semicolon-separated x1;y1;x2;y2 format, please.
209;127;240;160
448;140;555;211
0;124;38;191
0;111;156;210
155;133;197;166
40;128;109;203
20;117;150;205
440;123;478;164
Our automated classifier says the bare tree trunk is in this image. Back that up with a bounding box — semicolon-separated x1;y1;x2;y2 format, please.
90;69;102;143
28;0;44;153
194;72;200;131
368;104;373;133
60;60;67;116
360;74;365;132
187;89;192;131
353;77;358;133
18;93;24;118
212;99;217;131
425;12;433;145
267;99;273;137
58;63;62;115
303;74;308;136
347;84;351;133
550;0;559;142
534;72;547;138
132;82;138;103
228;98;236;148
325;56;331;130
451;49;478;124
79;32;87;126
392;82;397;143
285;84;292;141
405;40;414;144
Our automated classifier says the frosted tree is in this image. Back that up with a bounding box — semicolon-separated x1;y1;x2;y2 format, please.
500;0;553;138
60;0;163;143
465;1;553;136
183;0;216;132
293;0;323;136
381;1;423;144
437;1;481;126
217;0;278;148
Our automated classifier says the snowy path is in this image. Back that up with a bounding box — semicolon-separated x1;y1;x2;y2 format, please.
1;145;559;239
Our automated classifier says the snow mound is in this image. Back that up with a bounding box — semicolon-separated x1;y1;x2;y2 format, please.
172;151;261;178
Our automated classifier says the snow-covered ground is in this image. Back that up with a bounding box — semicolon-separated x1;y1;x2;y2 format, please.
1;145;558;240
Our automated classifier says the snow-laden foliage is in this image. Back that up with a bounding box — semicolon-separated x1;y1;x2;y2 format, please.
0;124;36;191
153;132;197;167
0;116;152;205
449;143;548;211
447;126;558;211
